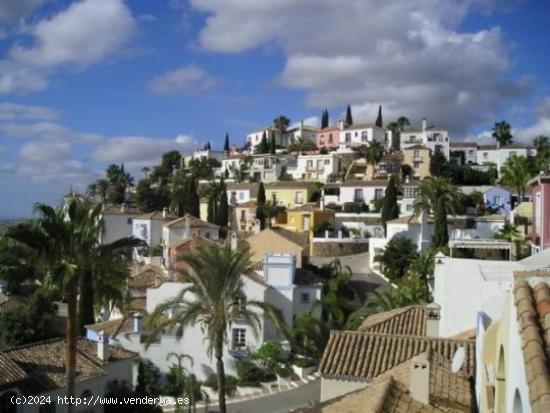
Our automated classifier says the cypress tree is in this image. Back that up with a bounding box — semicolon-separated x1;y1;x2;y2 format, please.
223;133;230;153
345;104;353;125
269;131;276;154
321;109;329;129
433;202;449;247
375;105;383;127
258;131;268;154
429;149;448;177
207;184;218;224
216;177;229;227
188;177;200;217
381;175;399;229
256;181;266;230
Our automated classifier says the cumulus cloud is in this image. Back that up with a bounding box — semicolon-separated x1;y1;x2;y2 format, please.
0;0;46;23
0;121;103;143
0;102;60;120
190;0;530;136
515;97;550;142
0;60;48;94
20;139;71;162
10;0;136;68
149;64;217;95
90;135;201;164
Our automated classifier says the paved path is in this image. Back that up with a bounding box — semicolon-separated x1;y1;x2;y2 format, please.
201;379;321;413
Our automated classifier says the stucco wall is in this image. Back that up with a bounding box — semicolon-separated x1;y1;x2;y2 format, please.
102;214;134;245
320;377;368;402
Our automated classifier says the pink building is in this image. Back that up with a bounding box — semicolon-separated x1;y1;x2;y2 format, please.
316;126;340;151
530;174;550;252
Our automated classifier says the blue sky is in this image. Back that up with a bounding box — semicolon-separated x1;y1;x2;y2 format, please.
0;0;549;217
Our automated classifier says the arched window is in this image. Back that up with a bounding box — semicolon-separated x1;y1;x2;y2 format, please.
513;389;523;413
0;391;18;413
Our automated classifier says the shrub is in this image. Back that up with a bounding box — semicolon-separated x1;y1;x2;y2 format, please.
203;373;238;396
342;202;361;213
235;359;264;386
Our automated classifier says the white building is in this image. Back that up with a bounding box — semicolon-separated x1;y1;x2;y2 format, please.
226;182;259;206
286;121;320;144
220;156;244;179
0;338;137;413
450;142;478;165
246;121;319;151
292;153;341;183
86;253;322;380
101;204;141;245
400;118;450;159
477;144;537;174
132;209;178;248
192;148;225;163
322;180;387;209
338;121;386;148
246;154;294;183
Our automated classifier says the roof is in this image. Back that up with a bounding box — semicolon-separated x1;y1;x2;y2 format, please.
341;179;388;188
102;205;142;216
478;143;535;150
234;200;257;208
136;210;178;221
513;274;550;412
387;215;420;225
0;292;25;313
169;234;219;252
319;330;475;381
0;353;28;388
128;265;166;289
343;122;384;131
459;185;507;195
265;181;318;189
270;227;310;246
289;203;332;213
403;144;430;151
359;306;427;336
86;317;134;337
450;142;477;148
164;214;220;230
227;182;259;192
2;338;137;394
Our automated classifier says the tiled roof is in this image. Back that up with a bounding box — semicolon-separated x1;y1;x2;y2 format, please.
265;181;318;189
387;215;420;225
513;276;550;413
170;235;219;252
478;143;535;150
234;200;257;208
128;265;166;289
271;227;310;246
340;179;388;187
289;203;329;212
359;306;427;336
344;123;384;131
0;293;25;313
0;353;28;387
102;205;142;215
403;144;429;151
450;142;477;148
2;338;136;394
319;331;475;381
136;210;179;221
86;317;134;337
474;214;506;222
164;214;220;229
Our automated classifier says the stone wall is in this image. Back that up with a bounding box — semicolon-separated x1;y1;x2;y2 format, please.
311;240;369;257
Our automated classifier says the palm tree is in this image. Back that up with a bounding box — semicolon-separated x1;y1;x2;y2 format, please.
500;155;530;201
273;115;290;146
386;121;400;150
365;141;384;180
494;223;520;241
145;246;282;413
413;177;463;248
262;200;286;228
286;312;326;360
492;121;513;147
533;135;550;153
3;195;100;412
396;116;410;131
142;166;151;178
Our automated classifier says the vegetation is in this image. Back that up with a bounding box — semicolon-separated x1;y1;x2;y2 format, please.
260;200;286;229
273;115;290;146
223;133;230;153
413;177;462;248
375;105;383;127
374;237;418;281
87;163;134;204
492;121;513;147
321;109;329;128
500;155;531;201
345;104;353;125
105;380;162;413
287;138;317;153
381;175;399;229
145;246;282;413
429;148;448;177
256;182;266;229
365;141;384;180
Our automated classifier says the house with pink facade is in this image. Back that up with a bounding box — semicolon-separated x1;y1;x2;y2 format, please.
530;174;550;253
316;125;340;151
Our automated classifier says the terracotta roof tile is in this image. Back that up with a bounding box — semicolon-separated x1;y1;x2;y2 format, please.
359;306;427;336
128;265;166;289
513;277;550;412
0;353;28;387
164;214;220;229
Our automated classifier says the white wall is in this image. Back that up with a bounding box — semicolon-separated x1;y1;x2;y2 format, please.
102;214;135;245
320;378;367;402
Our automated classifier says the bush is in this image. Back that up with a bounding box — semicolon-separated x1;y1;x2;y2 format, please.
275;364;293;378
342;202;361;213
204;373;238;396
235;359;265;386
293;357;317;368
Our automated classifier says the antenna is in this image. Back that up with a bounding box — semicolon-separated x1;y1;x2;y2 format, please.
451;347;465;373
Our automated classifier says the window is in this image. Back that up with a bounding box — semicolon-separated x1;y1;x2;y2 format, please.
510;151;517;157
240;210;246;221
324;159;330;165
300;293;310;303
404;187;418;198
414;161;420;169
413;150;420;158
345;132;351;142
232;328;246;349
328;133;333;143
239;192;245;200
494;196;501;205
468;149;474;155
1;391;18;413
361;131;369;141
484;152;488;159
354;188;363;202
127;218;132;225
375;189;384;199
307;160;313;168
271;192;277;202
295;192;303;204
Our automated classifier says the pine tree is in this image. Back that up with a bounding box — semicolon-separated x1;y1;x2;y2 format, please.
321;109;329;129
375;105;383;128
216;178;229;227
381;175;399;229
256;181;266;230
345;104;353;125
269;131;276;154
223;133;230;153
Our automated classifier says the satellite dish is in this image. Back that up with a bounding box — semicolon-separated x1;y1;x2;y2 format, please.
451;347;465;373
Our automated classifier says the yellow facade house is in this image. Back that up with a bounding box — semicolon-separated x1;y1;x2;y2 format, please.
264;181;320;210
282;203;335;233
403;144;431;179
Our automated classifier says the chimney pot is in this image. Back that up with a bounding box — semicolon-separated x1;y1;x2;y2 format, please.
425;303;441;337
422;118;427;132
120;203;126;213
97;331;109;361
409;352;430;404
162;207;167;218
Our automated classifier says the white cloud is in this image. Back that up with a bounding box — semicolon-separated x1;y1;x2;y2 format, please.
20;139;71;161
0;60;48;94
0;0;46;23
149;64;217;95
0;121;103;143
515;97;550;142
0;102;60;120
189;0;530;135
10;0;136;68
90;135;201;164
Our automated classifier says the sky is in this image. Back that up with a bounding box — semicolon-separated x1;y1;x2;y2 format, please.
0;0;549;218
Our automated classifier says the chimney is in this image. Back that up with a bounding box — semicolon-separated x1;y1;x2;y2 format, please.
133;312;143;334
97;331;109;361
409;352;430;404
425;303;441;338
422;118;427;132
120;203;126;213
184;213;191;239
253;219;261;234
320;196;325;211
230;232;238;252
339;120;345;131
162;207;167;218
405;175;410;184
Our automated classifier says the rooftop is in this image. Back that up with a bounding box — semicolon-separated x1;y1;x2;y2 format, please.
359;305;427;336
127;265;166;289
164;214;220;229
136;210;178;221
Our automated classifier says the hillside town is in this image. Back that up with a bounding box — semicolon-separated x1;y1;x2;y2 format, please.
1;104;550;413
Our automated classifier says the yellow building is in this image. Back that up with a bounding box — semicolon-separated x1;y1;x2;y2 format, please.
282;203;335;233
232;200;257;232
264;181;320;210
403;144;431;179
